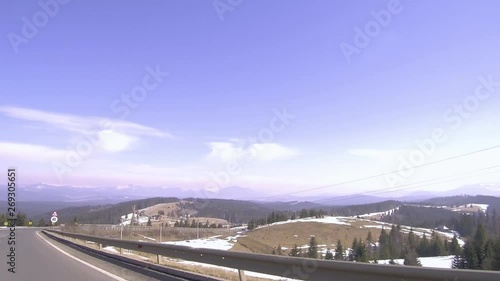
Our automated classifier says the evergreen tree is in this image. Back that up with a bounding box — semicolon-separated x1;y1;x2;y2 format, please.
349;238;358;261
308;236;318;258
290;244;301;257
367;231;373;243
491;238;500;270
430;231;445;256
407;228;417;250
147;218;152;226
450;235;462;256
417;233;430;257
452;253;467;269
355;240;369;262
334;240;345;261
464;241;480;269
403;248;422;267
378;228;390;259
473;224;487;267
277;245;283;255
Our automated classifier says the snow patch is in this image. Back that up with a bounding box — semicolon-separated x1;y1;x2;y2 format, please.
377;255;455;269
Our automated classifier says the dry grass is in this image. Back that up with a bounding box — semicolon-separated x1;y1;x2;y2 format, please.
238;220;383;254
63;225;234;242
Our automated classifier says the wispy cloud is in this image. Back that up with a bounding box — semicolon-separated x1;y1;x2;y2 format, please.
0;142;67;162
0;106;174;152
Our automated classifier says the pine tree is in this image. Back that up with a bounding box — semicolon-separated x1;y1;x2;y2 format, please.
308;236;318;258
290;244;301;257
452;253;467;269
378;227;390;259
349;238;358;261
277;245;283;255
491;238;500;270
417;233;430;257
463;241;479;269
334;240;344;261
403;248;422;267
450;234;462;256
355;240;369;262
430;231;445;256
367;231;373;243
473;224;486;267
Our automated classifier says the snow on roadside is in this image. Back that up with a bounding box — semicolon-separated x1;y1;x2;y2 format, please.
103;246;120;254
169;258;301;281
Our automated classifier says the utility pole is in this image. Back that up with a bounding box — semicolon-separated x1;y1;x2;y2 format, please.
131;204;136;226
196;221;199;239
160;224;163;242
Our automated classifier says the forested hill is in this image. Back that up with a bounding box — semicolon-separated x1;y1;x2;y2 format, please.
34;197;179;225
423;195;500;212
331;200;401;216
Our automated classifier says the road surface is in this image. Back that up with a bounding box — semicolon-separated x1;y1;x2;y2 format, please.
0;227;161;281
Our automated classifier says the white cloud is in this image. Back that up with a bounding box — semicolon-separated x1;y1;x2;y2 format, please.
0;106;173;152
0;142;67;161
206;140;299;163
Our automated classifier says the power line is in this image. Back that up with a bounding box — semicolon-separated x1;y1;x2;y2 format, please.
260;144;500;200
311;164;500;205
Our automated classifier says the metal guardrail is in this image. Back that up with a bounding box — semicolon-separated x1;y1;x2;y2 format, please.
43;229;500;281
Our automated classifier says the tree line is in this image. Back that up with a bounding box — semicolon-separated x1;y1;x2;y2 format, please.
247;209;327;230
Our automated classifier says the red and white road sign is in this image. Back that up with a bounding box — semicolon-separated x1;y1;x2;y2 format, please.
52;211;58;217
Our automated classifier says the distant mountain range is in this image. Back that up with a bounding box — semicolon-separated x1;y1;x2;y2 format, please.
1;183;499;206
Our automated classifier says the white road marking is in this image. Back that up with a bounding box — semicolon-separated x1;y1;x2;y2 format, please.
36;231;129;281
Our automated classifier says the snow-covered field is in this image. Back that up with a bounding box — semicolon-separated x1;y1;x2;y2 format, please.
470;203;489;212
161;234;245;250
377;255;455;269
256;216;351;230
120;212;150;225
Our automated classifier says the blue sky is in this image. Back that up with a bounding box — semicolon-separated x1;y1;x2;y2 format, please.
1;0;500;196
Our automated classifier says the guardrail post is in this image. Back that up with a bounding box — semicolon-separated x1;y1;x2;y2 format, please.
238;269;247;281
157;254;162;264
99;243;103;250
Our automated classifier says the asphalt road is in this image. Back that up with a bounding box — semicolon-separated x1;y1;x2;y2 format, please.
0;227;161;281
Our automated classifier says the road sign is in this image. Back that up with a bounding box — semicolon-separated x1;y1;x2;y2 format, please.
3;222;7;226
51;216;58;223
28;221;33;226
52;211;58;217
